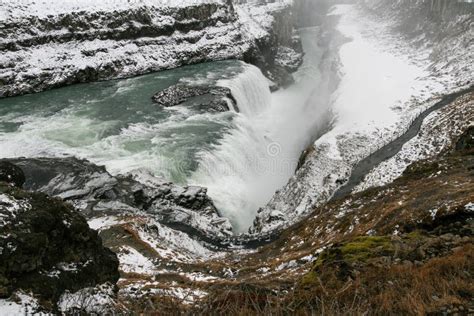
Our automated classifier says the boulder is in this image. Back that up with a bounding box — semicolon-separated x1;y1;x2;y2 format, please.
0;182;120;305
152;84;237;112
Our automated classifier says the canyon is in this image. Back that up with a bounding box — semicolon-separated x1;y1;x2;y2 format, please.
0;0;472;314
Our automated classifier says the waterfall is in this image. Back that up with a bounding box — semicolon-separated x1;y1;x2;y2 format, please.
217;63;272;116
191;35;330;233
190;63;277;232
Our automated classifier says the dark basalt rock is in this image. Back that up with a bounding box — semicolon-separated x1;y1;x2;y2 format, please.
152;84;237;112
0;182;120;304
0;161;25;188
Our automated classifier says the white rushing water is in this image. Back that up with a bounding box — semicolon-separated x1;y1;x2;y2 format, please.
191;28;331;232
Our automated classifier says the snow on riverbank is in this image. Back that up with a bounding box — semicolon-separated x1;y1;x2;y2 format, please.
0;0;296;98
355;91;473;192
253;3;458;234
0;292;41;315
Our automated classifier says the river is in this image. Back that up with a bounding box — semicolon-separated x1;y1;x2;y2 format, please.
0;27;330;233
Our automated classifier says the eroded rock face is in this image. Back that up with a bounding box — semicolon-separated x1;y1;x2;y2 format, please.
152;84;237;112
0;182;119;304
242;3;304;89
0;3;242;97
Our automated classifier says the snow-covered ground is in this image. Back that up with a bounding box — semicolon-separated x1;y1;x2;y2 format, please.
0;292;41;315
88;215;224;265
318;5;439;160
252;3;470;233
356;91;473;192
236;0;293;41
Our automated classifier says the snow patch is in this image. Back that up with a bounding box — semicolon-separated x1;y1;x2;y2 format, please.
118;246;155;275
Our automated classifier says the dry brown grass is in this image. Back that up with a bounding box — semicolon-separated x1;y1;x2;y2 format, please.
120;242;473;315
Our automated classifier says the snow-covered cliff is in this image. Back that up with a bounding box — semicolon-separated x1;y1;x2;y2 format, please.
0;0;302;97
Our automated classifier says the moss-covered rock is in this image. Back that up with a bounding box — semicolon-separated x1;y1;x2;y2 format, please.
302;236;395;285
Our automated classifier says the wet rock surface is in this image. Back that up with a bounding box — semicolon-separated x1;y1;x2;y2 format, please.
152;84;237;112
0;177;119;305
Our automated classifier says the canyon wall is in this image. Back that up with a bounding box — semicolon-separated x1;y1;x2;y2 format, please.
0;1;303;97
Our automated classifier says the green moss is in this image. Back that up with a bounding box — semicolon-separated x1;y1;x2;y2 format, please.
311;237;392;271
301;236;395;286
0;182;10;193
0;184;29;199
340;236;394;262
403;161;440;179
301;271;318;285
405;230;425;240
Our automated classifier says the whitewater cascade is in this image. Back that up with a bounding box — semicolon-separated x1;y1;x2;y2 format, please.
191;30;330;233
217;65;273;116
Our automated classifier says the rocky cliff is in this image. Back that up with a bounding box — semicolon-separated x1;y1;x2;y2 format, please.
362;0;473;83
120;117;474;315
6;157;233;243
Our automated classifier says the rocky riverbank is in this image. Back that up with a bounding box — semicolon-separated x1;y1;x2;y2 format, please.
0;0;471;314
1;112;471;313
116;120;474;314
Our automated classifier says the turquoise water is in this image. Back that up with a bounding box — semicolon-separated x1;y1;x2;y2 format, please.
0;60;243;183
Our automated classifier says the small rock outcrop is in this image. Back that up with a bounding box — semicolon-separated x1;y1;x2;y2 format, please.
152;84;237;112
455;126;473;151
0;164;119;307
